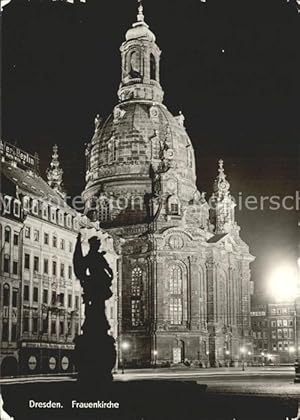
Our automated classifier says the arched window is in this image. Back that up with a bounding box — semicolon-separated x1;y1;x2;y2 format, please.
99;200;110;222
4;226;11;243
151;135;161;160
150;53;156;81
169;265;183;325
3;283;10;306
169;265;182;294
129;50;141;78
3;255;10;273
168;196;180;216
108;137;118;163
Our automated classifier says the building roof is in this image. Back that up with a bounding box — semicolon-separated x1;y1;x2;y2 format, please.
1;161;71;210
207;233;228;244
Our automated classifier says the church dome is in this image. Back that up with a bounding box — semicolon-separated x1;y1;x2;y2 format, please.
85;102;196;193
125;22;156;43
125;3;156;42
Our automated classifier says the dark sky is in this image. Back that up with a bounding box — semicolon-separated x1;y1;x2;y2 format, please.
2;0;299;299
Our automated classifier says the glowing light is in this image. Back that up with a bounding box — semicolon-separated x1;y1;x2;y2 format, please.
248;351;252;356
268;264;297;302
261;352;265;356
289;346;295;353
225;350;230;355
121;341;130;350
153;350;158;356
240;347;246;354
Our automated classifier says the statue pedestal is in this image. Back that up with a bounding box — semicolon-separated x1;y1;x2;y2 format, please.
74;333;116;386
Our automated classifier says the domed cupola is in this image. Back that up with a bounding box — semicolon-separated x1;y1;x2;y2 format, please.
82;2;198;228
118;1;164;104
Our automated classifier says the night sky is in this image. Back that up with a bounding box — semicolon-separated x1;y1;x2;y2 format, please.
2;0;299;299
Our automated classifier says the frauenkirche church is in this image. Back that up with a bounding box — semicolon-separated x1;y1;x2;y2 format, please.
82;2;254;367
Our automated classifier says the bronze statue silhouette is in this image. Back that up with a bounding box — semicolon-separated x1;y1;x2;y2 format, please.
73;233;116;385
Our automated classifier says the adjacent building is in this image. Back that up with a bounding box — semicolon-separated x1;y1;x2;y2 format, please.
0;141;117;376
82;4;255;367
251;302;298;364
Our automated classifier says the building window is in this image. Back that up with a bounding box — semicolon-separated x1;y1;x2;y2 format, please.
33;287;38;303
52;236;57;248
99;200;110;222
24;253;30;270
272;343;277;351
283;319;288;327
168;196;180;216
13;233;19;246
4;255;10;273
69;241;72;253
271;320;276;328
150;53;156;81
60;263;65;278
43;319;48;334
52;291;57;305
32;318;38;334
277;329;282;339
32;200;38;215
33;229;39;242
33;256;39;273
277;320;283;327
23;317;29;333
68;266;72;280
24;226;31;239
75;295;79;310
169;298;183;325
59;293;65;306
24;285;29;301
60;321;64;335
11;324;17;342
169;265;183;325
13;261;18;275
13;201;20;217
44;233;49;245
52;260;57;276
44;259;49;275
2;321;9;341
131;267;142;297
289;320;293;327
12;289;18;308
60;239;65;250
51;321;56;335
68;294;72;308
42;206;48;219
43;289;48;304
5;227;11;242
169;265;183;295
3;284;10;306
131;300;141;327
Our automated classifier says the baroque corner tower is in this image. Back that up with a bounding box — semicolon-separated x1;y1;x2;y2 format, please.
82;2;254;367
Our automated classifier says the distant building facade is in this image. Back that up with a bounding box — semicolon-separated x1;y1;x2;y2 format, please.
0;141;117;376
251;302;298;364
82;4;255;368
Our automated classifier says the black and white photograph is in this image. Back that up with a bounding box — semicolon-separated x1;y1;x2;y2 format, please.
0;0;299;419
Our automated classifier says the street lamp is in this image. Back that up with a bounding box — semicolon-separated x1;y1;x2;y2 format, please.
240;347;246;371
120;341;130;374
153;350;158;368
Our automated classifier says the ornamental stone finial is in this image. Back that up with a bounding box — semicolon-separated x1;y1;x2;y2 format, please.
137;0;144;22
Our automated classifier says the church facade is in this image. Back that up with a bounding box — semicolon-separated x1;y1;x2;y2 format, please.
82;3;254;367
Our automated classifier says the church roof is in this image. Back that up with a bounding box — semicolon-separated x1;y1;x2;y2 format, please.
207;233;228;243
